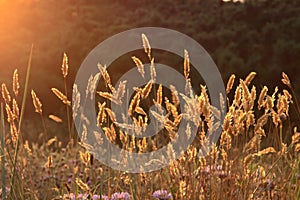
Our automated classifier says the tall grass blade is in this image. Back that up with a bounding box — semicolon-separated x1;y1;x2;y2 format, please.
10;44;33;199
1;104;6;200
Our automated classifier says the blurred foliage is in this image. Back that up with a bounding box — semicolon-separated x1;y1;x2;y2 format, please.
0;0;300;115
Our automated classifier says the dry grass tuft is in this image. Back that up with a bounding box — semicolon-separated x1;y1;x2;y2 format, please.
31;90;42;114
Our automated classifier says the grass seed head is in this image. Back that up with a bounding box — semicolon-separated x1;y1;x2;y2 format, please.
31;90;42;114
184;49;190;80
132;56;145;78
12;98;19;119
51;88;70;106
150;57;156;81
72;84;80;119
113;80;127;104
142;33;151;59
13;69;20;97
258;86;268;109
141;80;152;99
281;72;291;88
48;114;62;123
1;83;11;103
226;74;235;94
5;103;15;123
128;92;140;117
244;72;256;86
61;52;69;78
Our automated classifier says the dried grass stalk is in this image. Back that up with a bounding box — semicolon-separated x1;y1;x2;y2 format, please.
48;115;62;123
46;156;52;168
103;124;116;142
81;124;87;143
179;180;187;198
220;93;225;114
10;122;18;144
135;106;147;116
1;83;11;103
185;78;193;97
150;58;156;82
97;64;111;86
233;86;241;107
86;73;100;100
5;104;14;123
222;113;231;131
170;85;179;106
97;102;106;126
105;107;116;123
31;90;42;114
12;99;19;119
281;72;291;88
79;151;91;166
46;137;57;146
255;114;269;132
184;49;190;79
155;84;163;105
283;89;293;103
128;92;140;117
167;143;176;161
61;52;69;78
240;79;250;100
255;147;276;156
292;131;300;145
243;154;254;174
13;69;20;97
142;33;151;59
132;56;145;78
165;97;178;118
23;140;32;155
51;88;71;106
258;86;268;109
226;74;235;94
141;80;152;99
72;84;80;119
91;73;100;99
75;178;90;191
113;80;127;104
244;72;256;86
220;131;232;150
98;91;113;101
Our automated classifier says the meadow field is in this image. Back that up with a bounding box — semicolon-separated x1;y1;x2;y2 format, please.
0;0;300;199
1;37;300;199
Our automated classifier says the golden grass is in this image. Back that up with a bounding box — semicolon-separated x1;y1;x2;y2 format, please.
0;37;299;200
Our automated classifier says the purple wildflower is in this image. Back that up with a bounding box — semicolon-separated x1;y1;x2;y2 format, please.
92;194;109;200
199;165;229;178
101;195;109;200
67;177;72;184
87;180;92;186
111;192;131;200
77;193;89;200
152;190;172;200
69;193;76;200
92;195;100;200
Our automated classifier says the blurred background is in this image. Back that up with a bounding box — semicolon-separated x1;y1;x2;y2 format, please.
0;0;299;142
